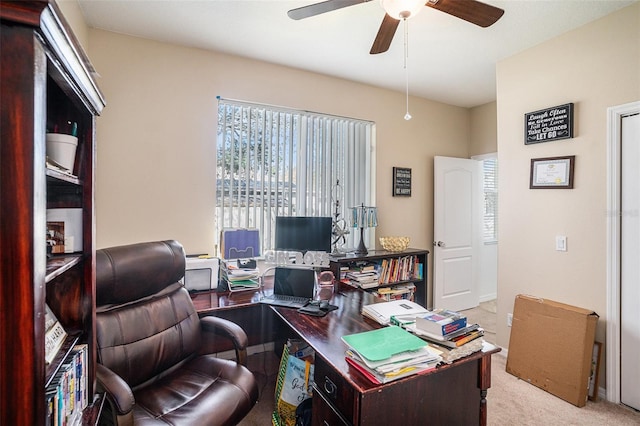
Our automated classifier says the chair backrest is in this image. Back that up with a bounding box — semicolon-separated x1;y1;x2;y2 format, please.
95;240;201;389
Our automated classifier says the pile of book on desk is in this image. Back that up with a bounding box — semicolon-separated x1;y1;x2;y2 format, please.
342;325;442;384
393;309;485;363
360;300;485;364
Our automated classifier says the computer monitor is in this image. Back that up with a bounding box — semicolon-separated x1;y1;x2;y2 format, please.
275;216;332;253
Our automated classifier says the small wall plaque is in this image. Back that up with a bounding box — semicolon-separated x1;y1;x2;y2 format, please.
530;156;575;189
393;167;411;197
525;103;574;144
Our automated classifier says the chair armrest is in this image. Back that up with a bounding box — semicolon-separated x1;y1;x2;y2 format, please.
96;363;135;426
200;315;249;366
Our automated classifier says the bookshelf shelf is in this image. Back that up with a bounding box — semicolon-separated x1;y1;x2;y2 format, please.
46;167;82;185
1;1;105;424
46;255;83;282
329;248;430;308
45;334;81;388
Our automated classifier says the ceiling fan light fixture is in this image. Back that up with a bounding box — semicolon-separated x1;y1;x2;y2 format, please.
380;0;424;20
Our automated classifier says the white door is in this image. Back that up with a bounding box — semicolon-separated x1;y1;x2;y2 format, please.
433;156;482;311
621;112;640;411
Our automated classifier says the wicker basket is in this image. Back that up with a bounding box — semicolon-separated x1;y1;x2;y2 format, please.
379;236;410;252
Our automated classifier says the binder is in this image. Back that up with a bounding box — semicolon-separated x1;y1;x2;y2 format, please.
341;325;426;362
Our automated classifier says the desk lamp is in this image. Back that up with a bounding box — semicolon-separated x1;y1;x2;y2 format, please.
350;204;377;256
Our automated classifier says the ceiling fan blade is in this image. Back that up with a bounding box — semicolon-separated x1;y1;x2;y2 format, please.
288;0;371;20
426;0;504;28
370;14;400;55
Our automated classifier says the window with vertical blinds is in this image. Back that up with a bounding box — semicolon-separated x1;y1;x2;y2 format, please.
482;157;498;242
216;98;376;255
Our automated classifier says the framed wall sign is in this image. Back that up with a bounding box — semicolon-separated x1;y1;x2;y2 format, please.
530;156;575;189
525;103;574;144
392;167;411;197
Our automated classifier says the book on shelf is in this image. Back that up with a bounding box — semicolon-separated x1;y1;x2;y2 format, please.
345;270;380;288
361;299;429;326
373;283;415;301
341;326;441;384
46;343;89;426
415;309;467;337
377;255;420;284
45;304;67;365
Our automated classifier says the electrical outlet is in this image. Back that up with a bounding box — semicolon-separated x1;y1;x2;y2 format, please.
507;313;513;327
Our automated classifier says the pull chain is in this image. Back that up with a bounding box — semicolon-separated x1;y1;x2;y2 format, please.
403;18;412;121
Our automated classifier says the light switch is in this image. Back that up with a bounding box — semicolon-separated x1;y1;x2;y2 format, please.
555;235;567;251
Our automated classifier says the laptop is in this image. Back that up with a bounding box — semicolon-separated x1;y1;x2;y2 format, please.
259;267;316;309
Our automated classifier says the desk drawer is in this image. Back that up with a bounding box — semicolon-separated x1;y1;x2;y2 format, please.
312;383;351;426
314;357;355;423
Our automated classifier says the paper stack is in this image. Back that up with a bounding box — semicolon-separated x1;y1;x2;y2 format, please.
342;326;442;384
219;260;260;291
361;299;429;325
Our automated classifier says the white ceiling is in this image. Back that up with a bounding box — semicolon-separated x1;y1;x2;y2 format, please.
76;0;637;108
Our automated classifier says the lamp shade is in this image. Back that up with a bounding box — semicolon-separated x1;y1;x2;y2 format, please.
351;205;378;228
380;0;424;20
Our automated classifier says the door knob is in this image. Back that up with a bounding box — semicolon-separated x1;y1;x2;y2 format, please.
433;241;446;247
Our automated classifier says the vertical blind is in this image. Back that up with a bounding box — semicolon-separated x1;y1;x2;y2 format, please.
482;157;498;242
216;98;376;254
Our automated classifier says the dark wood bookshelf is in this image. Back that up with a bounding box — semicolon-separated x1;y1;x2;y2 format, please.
329;248;430;308
0;1;105;424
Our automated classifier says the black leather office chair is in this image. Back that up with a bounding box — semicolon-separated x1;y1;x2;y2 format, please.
95;240;258;425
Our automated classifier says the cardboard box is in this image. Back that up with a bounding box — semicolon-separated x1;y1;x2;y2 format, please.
506;294;598;407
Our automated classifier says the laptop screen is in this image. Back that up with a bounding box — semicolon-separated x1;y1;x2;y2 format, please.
273;267;316;298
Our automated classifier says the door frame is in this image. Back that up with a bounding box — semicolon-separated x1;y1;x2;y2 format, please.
606;100;640;403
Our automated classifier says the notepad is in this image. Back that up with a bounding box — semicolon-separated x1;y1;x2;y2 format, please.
341;325;427;362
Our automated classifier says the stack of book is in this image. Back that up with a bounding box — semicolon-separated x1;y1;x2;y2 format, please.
392;309;485;362
344;263;380;289
371;283;416;302
342;326;442;384
219;260;260;291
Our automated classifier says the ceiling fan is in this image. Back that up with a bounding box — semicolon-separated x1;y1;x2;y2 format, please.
287;0;505;54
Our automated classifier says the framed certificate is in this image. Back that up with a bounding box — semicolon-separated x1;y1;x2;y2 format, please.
530;156;575;189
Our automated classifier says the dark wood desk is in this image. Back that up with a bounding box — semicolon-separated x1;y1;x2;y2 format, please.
192;283;500;426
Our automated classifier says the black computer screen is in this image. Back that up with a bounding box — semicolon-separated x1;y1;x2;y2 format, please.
274;216;332;253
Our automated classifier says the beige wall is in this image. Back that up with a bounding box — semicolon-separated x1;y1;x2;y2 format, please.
56;0;88;51
470;102;497;156
496;2;640;385
86;30;472;279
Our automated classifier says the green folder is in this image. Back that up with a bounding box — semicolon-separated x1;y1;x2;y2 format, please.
342;325;427;361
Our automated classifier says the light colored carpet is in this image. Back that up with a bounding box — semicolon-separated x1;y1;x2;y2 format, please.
239;301;640;425
489;352;640;425
463;299;497;344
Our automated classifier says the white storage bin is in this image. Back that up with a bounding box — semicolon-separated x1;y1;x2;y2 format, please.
46;133;78;171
